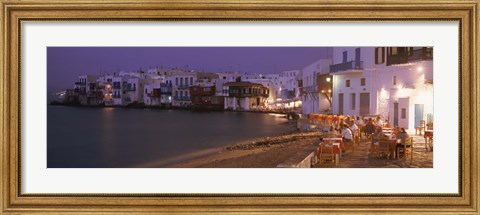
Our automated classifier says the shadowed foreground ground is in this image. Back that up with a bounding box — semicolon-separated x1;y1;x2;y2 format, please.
170;133;433;168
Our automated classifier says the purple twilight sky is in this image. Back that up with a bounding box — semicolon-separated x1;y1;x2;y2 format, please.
47;47;330;92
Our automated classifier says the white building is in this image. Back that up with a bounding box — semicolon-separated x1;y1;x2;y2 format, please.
96;75;114;106
301;59;333;115
331;47;433;132
123;77;148;105
172;71;197;107
112;76;126;106
280;70;300;99
160;79;173;107
243;77;275;105
74;75;98;95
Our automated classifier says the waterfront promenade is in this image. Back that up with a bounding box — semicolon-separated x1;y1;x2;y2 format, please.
170;132;433;168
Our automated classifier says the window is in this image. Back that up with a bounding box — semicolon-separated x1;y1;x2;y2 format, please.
145;89;147;94
175;91;178;97
375;47;385;64
180;91;183;97
361;78;366;86
190;77;193;85
393;76;397;85
401;108;406;119
180;78;183;85
346;80;350;87
175;78;178;85
350;93;356;110
342;51;347;63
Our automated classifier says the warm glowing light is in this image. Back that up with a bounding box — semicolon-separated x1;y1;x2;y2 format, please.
328;89;331;93
380;88;388;98
321;90;325;93
326;77;331;82
417;67;423;72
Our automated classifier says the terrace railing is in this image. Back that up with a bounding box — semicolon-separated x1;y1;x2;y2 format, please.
330;61;364;73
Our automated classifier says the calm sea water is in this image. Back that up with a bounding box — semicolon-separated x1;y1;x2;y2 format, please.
47;106;292;168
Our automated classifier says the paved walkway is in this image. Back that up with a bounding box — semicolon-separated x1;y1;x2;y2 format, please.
313;135;433;168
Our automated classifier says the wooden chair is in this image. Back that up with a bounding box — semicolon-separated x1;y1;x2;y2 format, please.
344;136;355;153
397;137;414;160
415;120;426;135
377;136;391;158
317;142;335;164
358;126;364;139
353;132;361;148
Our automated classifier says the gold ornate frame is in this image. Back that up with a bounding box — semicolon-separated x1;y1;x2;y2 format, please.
1;0;478;214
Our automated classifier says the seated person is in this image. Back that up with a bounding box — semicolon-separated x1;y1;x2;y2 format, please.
364;118;376;137
372;126;387;144
374;116;384;127
341;124;353;143
355;116;365;127
396;128;410;150
350;123;359;137
384;120;391;128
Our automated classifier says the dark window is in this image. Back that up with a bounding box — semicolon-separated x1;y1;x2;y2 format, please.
350;93;356;110
393;76;397;85
346;80;350;87
375;47;385;64
343;51;347;63
361;78;366;86
401;108;406;119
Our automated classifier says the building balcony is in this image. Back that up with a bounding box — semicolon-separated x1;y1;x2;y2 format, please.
161;83;172;87
330;61;364;73
147;93;161;98
387;47;433;66
176;84;190;90
227;93;269;98
173;96;191;101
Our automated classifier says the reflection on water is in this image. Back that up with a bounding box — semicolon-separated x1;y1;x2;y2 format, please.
47;106;291;168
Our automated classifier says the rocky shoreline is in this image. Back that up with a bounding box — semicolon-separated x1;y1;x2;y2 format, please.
225;132;323;150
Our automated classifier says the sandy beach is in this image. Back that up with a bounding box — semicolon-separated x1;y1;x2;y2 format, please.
168;130;323;168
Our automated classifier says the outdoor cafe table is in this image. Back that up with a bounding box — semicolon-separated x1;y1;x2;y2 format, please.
318;138;343;165
323;137;344;154
382;127;394;136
